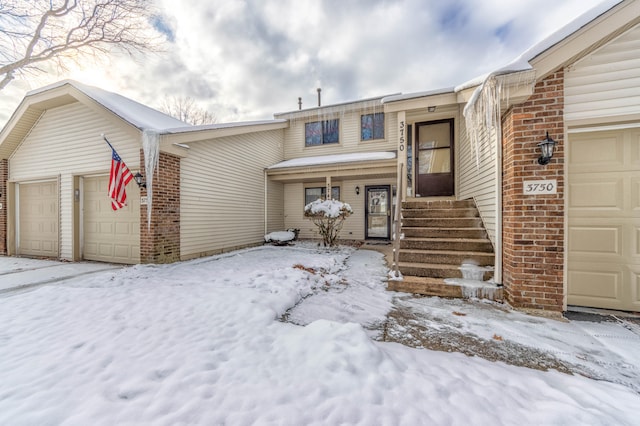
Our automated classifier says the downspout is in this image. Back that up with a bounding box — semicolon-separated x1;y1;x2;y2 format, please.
264;169;268;236
495;130;503;285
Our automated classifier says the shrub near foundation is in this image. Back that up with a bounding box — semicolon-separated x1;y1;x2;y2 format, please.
304;199;353;247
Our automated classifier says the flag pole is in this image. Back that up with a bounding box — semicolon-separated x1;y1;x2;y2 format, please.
101;133;115;151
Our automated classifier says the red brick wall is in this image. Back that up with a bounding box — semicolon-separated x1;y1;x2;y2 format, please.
502;69;565;311
0;159;7;255
140;151;181;263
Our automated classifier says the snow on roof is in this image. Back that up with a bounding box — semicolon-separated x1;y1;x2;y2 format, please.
267;151;396;170
27;80;190;131
274;94;399;117
382;87;455;104
162;119;288;135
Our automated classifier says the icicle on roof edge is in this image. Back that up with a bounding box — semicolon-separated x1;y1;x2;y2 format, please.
142;130;160;230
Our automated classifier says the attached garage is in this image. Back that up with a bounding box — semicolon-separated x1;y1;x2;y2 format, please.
17;180;59;257
567;128;640;312
83;175;140;264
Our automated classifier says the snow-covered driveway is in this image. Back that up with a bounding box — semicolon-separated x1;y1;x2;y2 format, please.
1;244;639;425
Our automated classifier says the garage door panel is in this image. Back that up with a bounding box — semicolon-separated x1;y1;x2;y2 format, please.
569;266;621;299
99;222;113;233
632;267;640;307
114;244;134;258
632;178;640;213
569;264;624;310
569;133;623;168
569;179;622;210
83;176;139;264
115;223;131;234
569;226;620;255
98;243;114;257
630;130;640;166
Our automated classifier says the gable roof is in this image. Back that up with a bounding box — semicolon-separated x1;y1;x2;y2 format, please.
0;79;191;159
26;80;189;131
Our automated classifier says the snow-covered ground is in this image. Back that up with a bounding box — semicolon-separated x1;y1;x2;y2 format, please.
1;244;639;425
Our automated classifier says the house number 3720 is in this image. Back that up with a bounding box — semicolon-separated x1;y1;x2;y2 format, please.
523;179;557;195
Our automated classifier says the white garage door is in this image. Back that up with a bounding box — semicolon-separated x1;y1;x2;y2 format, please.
18;181;59;257
83;175;140;264
567;128;640;312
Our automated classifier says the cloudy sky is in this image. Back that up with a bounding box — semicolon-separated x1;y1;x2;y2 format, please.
0;0;611;127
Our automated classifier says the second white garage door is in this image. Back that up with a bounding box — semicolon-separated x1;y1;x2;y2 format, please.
83;175;140;264
567;128;640;312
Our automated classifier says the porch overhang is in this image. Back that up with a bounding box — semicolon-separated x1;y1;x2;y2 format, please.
266;151;397;182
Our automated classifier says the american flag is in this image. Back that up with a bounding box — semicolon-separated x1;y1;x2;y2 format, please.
108;147;133;210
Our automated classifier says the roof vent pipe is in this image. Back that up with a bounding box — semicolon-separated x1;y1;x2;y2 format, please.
298;97;302;110
317;88;321;106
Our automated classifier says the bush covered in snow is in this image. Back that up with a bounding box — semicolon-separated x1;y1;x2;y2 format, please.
304;199;353;247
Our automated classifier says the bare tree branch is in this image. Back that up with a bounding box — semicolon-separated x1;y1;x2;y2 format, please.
0;0;164;91
159;96;218;126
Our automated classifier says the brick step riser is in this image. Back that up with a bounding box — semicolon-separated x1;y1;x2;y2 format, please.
401;240;494;252
403;218;483;228
402;200;475;210
401;209;480;218
399;265;493;280
402;229;488;239
399;252;495;266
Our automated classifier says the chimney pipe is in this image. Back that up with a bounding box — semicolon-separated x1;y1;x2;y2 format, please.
317;88;321;107
298;97;302;110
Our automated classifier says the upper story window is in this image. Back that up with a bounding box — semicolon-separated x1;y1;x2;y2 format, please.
361;112;384;141
305;119;340;146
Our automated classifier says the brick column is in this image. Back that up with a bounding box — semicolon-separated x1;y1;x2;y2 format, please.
140;150;181;263
0;159;7;255
501;69;565;312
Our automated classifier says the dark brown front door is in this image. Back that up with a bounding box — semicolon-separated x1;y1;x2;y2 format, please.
415;119;454;197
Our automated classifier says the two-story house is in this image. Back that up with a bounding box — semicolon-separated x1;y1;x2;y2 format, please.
1;0;639;314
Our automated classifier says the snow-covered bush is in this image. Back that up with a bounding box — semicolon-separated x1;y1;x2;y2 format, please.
304;199;353;247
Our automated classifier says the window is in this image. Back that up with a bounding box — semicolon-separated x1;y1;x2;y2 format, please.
305;186;340;205
361;113;384;141
305;119;340;146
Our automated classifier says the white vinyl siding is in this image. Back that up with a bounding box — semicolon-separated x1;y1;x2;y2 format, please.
180;129;284;258
9;102;140;260
284;177;395;241
267;180;285;233
282;109;396;160
565;23;640;123
456;108;498;245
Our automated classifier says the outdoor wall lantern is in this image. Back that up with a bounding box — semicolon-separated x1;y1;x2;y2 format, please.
537;132;557;165
133;172;147;189
355;186;360;195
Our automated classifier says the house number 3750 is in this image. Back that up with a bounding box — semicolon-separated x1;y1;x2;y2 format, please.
523;179;557;195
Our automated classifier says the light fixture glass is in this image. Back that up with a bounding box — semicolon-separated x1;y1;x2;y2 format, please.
355;186;360;195
134;172;146;188
537;132;557;165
